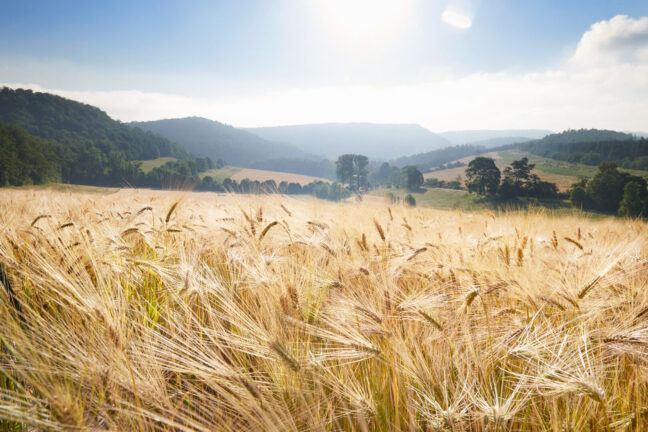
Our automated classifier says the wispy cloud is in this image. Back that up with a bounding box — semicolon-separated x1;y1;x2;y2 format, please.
441;0;477;30
441;7;473;29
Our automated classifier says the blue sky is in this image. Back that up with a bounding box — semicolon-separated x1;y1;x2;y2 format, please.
2;0;648;131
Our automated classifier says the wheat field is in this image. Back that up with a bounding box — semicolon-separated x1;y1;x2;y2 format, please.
0;188;647;431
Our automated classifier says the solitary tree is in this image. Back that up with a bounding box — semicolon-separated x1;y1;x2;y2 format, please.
336;154;355;186
335;154;368;192
401;166;424;192
352;154;369;192
465;157;501;195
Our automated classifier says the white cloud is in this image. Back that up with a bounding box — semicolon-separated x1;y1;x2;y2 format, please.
441;7;472;29
4;15;648;132
572;15;648;66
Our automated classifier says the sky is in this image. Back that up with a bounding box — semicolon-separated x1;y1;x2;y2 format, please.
1;0;648;132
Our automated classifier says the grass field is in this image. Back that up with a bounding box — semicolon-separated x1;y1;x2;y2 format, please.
498;150;648;179
231;168;331;185
138;157;178;173
372;188;590;217
376;187;480;211
1;188;647;430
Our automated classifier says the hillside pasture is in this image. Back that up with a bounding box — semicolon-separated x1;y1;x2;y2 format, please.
423;150;625;192
423;151;500;186
137;157;178;173
231;168;331;185
198;166;243;182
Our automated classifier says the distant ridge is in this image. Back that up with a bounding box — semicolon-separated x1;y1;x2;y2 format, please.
131;117;312;167
461;136;539;148
524;128;634;145
440;129;552;145
390;144;489;171
246;122;451;159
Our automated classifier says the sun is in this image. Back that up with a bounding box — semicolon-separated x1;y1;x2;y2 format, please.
312;0;415;51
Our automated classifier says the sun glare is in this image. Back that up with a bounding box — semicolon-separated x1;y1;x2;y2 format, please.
313;0;415;50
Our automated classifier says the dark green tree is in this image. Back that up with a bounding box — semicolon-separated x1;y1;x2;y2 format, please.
313;182;329;200
525;174;559;198
585;162;626;212
401;166;424;192
569;185;587;207
465;157;501;196
336;154;355;186
618;181;646;217
328;182;351;201
352;154;369;192
503;157;535;190
335;154;368;192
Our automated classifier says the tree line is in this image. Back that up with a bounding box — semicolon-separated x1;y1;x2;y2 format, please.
465;155;648;218
196;177;350;202
336;154;429;193
0;121;221;188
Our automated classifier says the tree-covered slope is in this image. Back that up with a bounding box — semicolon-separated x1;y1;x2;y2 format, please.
0;121;60;186
0;88;188;161
131;117;311;167
519;128;648;169
0;87;191;185
526;128;634;145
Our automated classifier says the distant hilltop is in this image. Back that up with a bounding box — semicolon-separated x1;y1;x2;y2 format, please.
245;123;451;160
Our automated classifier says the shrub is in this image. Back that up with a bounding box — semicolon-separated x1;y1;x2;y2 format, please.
404;194;416;207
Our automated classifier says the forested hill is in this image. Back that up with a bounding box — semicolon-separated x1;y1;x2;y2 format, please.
519;128;648;169
0;87;194;186
0;88;188;160
130;117;311;167
0;87;193;184
526;128;635;145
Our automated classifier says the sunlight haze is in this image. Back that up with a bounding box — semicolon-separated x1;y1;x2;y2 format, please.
1;0;648;131
3;3;648;430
